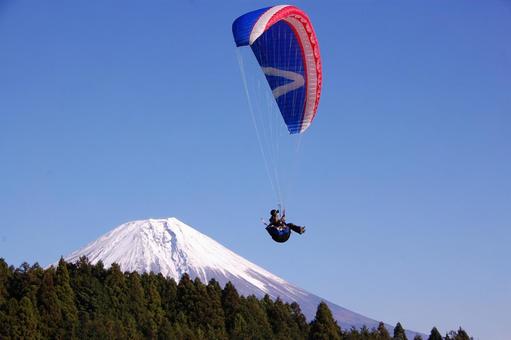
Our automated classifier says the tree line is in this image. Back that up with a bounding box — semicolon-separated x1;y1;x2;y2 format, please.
0;257;472;339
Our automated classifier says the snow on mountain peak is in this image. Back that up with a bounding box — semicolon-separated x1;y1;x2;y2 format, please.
64;218;288;295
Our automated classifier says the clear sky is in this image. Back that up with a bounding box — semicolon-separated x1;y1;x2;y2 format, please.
1;1;510;339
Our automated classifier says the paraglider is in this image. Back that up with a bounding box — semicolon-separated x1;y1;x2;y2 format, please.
265;209;305;243
232;5;322;242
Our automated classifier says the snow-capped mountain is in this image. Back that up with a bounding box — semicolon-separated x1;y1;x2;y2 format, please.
62;218;417;336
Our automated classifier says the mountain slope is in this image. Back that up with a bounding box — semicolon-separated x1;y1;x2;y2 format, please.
63;218;414;335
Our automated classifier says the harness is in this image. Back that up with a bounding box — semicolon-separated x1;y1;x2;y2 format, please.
266;224;291;243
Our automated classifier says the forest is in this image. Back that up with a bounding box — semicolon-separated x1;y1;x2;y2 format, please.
0;257;472;340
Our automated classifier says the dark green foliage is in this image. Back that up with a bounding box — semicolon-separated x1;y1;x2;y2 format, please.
428;327;442;340
17;296;39;339
221;281;241;336
56;257;78;338
239;295;273;339
38;268;63;338
0;258;10;306
4;298;21;338
0;258;473;340
290;301;310;337
393;322;408;340
309;301;341;340
376;321;391;340
360;325;372;339
449;327;472;340
344;326;362;340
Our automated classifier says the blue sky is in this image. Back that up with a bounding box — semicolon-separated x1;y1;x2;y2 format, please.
1;1;510;339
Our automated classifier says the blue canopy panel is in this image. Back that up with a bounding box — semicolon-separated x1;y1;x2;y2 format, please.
251;22;306;134
232;5;322;134
232;7;271;47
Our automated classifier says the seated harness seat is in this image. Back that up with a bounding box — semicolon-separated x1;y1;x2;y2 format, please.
266;225;291;243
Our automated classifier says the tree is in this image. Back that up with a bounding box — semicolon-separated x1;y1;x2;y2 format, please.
12;262;43;306
290;301;309;338
205;279;227;339
360;325;371;339
156;274;177;322
263;297;291;338
72;256;104;319
343;326;361;340
158;317;174;339
191;277;214;333
55;258;78;338
240;295;273;339
454;327;471;340
428;327;442;340
126;272;149;338
309;301;341;340
393;322;408;340
231;313;250;339
104;263;127;316
376;322;391;340
4;298;20;338
17;296;40;338
221;281;241;336
38;269;63;338
142;274;164;337
172;311;195;339
0;258;10;306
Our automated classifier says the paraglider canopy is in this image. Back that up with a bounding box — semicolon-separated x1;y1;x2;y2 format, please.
232;5;322;134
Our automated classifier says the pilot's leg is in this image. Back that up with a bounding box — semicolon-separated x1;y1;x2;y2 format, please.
287;223;305;234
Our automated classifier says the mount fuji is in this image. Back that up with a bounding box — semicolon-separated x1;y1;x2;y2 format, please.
62;217;418;337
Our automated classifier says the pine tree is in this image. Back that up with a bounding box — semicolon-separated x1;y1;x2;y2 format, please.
55;258;78;339
156;274;177;322
176;273;195;317
104;263;127;315
177;273;209;335
221;281;241;336
413;335;423;340
393;322;408;340
127;271;149;338
5;298;21;338
142;273;164;337
17;296;40;338
343;326;361;340
360;325;371;339
0;258;10;306
454;327;471;340
158;317;174;339
173;311;195;339
0;258;11;339
205;278;227;339
231;313;249;339
13;262;43;306
240;295;273;339
290;301;309;338
428;327;443;340
192;277;213;332
72;256;104;319
38;268;63;338
308;301;341;340
376;321;391;340
265;297;295;339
